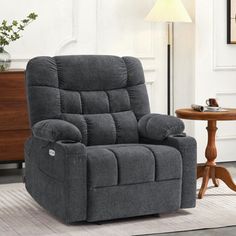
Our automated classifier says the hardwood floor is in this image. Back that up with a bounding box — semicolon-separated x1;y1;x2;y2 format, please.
0;165;24;184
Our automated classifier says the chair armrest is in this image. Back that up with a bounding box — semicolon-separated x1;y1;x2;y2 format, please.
160;136;197;208
138;113;185;141
32;119;82;142
140;135;197;208
25;136;87;222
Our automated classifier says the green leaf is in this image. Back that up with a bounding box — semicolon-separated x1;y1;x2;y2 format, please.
22;19;29;24
12;20;18;26
18;24;24;30
0;12;38;45
2;20;7;26
28;13;38;20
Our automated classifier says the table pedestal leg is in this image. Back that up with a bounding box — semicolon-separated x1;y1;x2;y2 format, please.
197;165;205;179
211;166;219;187
215;166;236;191
198;166;210;199
197;120;236;199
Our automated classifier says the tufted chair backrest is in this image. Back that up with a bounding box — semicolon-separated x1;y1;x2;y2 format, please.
26;55;150;146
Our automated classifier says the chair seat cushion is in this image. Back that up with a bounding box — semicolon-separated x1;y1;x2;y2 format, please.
87;144;182;188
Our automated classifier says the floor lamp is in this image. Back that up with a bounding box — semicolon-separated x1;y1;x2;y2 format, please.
145;0;192;115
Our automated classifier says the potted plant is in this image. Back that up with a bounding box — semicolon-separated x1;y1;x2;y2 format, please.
0;12;38;71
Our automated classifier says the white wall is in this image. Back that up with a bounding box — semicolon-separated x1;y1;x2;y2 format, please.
173;0;236;163
195;0;236;163
3;0;234;164
2;0;198;118
174;0;195;135
1;0;169;114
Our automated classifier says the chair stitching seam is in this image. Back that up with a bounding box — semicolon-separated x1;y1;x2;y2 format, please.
83;116;89;146
142;145;157;182
106;148;119;186
105;91;111;113
110;113;118;144
54;58;63;116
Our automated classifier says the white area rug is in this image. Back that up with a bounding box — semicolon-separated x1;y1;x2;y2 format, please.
0;180;235;236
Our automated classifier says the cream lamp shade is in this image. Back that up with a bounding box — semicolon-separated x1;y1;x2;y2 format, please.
146;0;192;22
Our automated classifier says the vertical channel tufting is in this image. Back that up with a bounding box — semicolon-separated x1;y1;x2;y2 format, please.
27;55;150;144
81;115;88;146
106;91;118;144
77;92;82;114
60;91;65;113
123;56;150;120
80;91;84;114
79;92;87;145
25;55;191;223
109;114;116;145
54;58;63;117
111;114;118;144
83;116;90;146
80;91;109;114
142;146;157;181
127;84;150;120
122;57;129;81
54;57;65;89
84;114;116;145
106;148;119;185
126;89;132;112
105;91;111;113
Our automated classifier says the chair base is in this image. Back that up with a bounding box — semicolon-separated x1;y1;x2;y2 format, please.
87;179;182;222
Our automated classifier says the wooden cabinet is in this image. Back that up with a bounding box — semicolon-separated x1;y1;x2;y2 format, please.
0;70;30;162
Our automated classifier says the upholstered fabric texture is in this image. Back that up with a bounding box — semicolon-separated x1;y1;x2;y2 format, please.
138;113;185;141
25;55;197;223
32;119;82;142
140;136;197;209
87;144;182;188
26;55;150;146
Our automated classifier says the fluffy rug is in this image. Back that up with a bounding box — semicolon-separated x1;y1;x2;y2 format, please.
0;180;235;236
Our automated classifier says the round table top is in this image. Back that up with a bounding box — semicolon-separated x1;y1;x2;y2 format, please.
176;108;236;121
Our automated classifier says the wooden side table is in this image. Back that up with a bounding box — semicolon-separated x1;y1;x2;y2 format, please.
176;108;236;199
0;70;30;166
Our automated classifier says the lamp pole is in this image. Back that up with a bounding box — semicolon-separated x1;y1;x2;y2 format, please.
145;0;191;116
167;22;174;115
167;22;171;115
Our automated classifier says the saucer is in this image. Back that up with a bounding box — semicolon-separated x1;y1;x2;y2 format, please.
206;106;220;111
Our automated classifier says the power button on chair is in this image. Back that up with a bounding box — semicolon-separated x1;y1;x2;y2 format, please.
49;149;55;157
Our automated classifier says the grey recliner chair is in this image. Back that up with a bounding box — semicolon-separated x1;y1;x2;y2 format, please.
25;55;196;224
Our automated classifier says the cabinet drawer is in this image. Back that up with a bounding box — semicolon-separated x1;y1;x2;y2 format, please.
0;72;26;103
0;103;29;130
0;130;31;161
